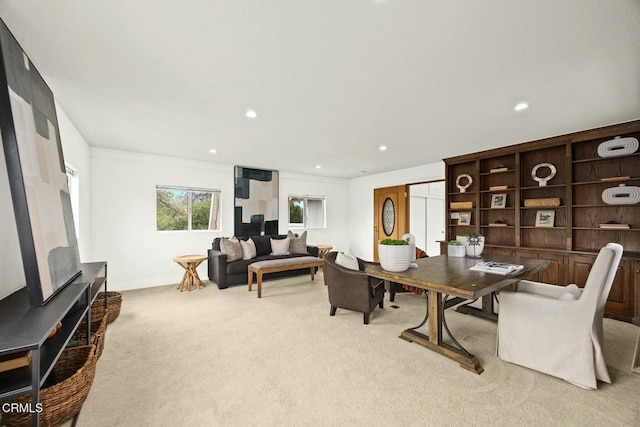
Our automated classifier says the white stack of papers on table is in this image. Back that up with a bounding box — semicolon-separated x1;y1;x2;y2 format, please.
470;262;524;275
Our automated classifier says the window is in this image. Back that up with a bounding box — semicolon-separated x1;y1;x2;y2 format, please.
65;164;80;238
156;186;221;231
288;196;325;228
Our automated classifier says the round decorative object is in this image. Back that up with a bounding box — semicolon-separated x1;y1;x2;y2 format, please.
456;174;472;193
601;184;640;205
378;243;412;272
597;136;638;158
382;198;395;236
531;163;557;187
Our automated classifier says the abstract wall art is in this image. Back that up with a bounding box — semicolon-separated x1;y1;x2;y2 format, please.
0;19;81;306
234;166;279;236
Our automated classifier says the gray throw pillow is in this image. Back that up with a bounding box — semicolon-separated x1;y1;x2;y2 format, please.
220;237;242;262
287;230;308;254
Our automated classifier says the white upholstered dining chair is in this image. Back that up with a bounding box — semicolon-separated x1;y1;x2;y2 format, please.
496;242;623;389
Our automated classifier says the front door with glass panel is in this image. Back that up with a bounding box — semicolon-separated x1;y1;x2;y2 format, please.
373;185;410;261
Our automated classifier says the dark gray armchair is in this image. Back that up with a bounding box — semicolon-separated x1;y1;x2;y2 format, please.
324;251;385;324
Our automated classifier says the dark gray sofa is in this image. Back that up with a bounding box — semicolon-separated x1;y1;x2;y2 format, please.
208;234;319;289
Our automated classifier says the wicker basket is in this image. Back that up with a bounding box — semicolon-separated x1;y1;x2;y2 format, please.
2;345;98;427
90;291;122;324
450;201;474;210
68;314;108;359
524;197;561;207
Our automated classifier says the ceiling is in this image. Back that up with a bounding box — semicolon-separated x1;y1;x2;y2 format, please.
0;1;638;178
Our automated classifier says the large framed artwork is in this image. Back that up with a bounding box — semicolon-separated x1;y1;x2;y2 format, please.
234;166;279;236
0;20;81;306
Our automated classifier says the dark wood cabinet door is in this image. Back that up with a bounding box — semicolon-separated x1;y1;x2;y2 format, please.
569;254;633;322
539;252;565;286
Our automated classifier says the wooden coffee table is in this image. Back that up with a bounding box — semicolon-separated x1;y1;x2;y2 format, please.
174;255;208;291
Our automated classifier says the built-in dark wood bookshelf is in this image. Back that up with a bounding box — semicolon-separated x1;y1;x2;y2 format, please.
444;120;640;324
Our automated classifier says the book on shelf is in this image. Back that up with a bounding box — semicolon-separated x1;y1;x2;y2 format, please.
470;262;524;275
600;176;631;182
490;167;508;173
489;185;508;191
599;223;630;229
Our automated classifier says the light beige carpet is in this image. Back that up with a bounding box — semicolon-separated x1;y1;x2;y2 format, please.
75;274;640;426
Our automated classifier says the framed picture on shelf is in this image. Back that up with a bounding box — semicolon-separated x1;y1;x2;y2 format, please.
535;210;555;228
490;193;507;209
458;212;471;226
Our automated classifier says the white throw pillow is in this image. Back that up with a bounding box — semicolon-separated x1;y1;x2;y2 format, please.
270;237;291;256
240;238;257;260
559;284;583;300
335;250;360;271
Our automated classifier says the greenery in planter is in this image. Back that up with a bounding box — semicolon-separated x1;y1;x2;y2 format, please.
380;238;409;245
448;240;462;246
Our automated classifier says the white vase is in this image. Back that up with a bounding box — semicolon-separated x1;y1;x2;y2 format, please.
448;245;466;257
456;235;485;258
378;244;412;272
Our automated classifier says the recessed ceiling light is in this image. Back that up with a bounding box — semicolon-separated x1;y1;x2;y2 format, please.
379;145;387;151
209;148;217;154
246;109;257;119
315;165;321;169
514;102;529;112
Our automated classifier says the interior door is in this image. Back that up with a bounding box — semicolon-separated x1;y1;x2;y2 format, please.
373;185;410;261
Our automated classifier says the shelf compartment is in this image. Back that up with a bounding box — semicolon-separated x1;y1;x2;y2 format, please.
572;131;640;162
573;229;640;253
521;228;567;250
521;208;567;228
520;145;567;187
571;205;638;229
480;169;516;190
480;154;515;174
480;226;515;246
448;161;478;194
573;156;640;182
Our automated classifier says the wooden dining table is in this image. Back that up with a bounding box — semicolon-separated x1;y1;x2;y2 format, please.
365;254;549;374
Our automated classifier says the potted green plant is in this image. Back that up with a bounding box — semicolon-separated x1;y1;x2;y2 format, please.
378;238;412;272
447;240;466;257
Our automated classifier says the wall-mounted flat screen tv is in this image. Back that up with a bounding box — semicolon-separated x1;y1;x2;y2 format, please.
0;19;81;306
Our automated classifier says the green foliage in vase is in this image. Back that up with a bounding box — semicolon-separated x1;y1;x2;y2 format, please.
380;238;409;245
448;240;462;246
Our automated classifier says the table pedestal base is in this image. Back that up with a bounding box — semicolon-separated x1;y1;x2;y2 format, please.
400;329;484;374
455;293;499;322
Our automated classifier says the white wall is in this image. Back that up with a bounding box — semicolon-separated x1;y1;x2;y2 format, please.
279;171;350;251
348;162;445;260
90;149;350;290
57;103;92;261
